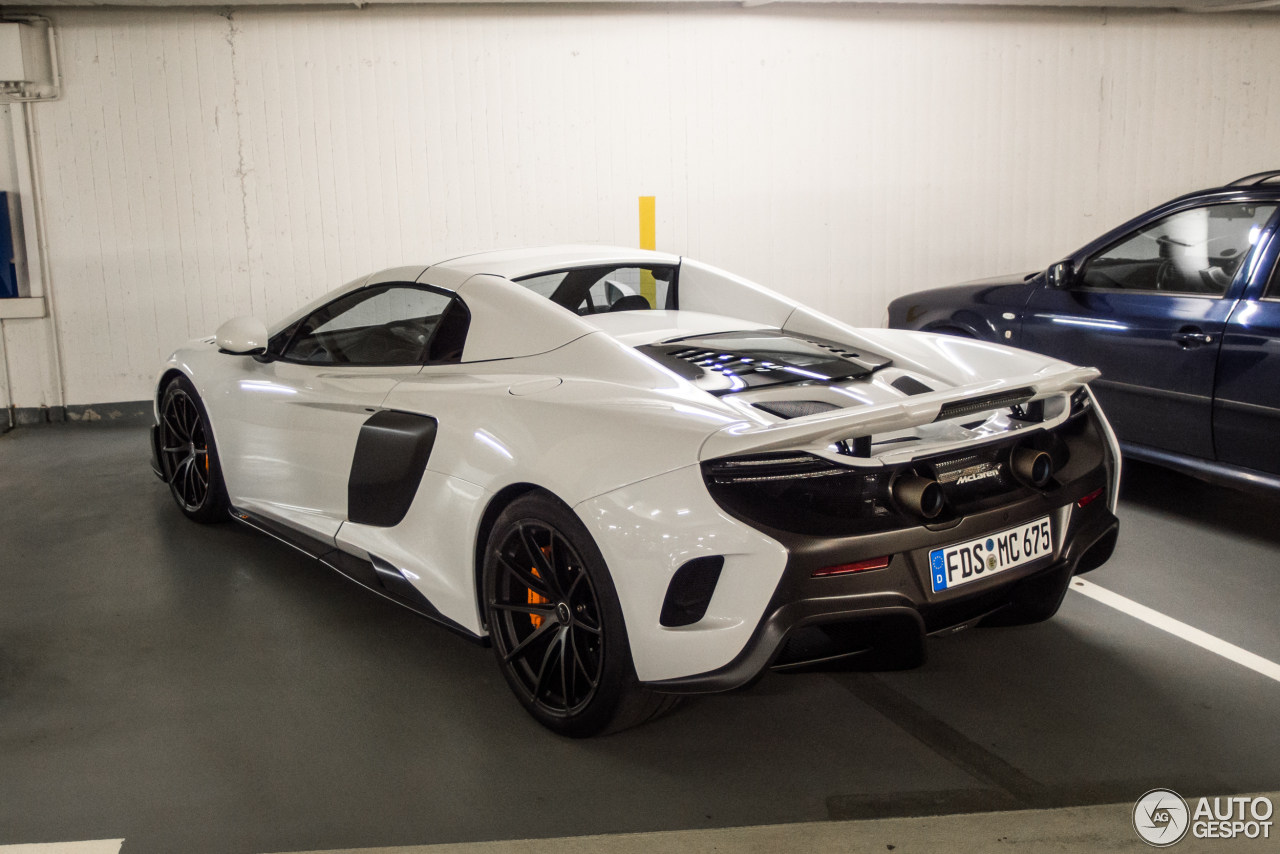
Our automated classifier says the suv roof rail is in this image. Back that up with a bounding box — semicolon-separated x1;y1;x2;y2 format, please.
1227;170;1280;187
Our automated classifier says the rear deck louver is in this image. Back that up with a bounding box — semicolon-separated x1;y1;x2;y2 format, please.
635;330;891;395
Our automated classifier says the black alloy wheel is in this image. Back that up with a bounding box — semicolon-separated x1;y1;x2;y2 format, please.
489;519;606;718
159;377;229;522
484;492;679;737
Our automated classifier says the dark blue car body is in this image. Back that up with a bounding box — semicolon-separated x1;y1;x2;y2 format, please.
888;172;1280;494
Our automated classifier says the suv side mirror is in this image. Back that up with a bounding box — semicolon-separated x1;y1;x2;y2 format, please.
1047;260;1076;289
215;316;269;355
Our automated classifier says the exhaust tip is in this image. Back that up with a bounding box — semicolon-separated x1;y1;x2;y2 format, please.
893;475;945;519
1012;447;1054;488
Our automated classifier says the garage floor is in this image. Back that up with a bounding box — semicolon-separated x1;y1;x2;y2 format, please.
2;422;1278;854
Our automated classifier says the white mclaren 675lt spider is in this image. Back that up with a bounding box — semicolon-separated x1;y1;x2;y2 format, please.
151;246;1122;736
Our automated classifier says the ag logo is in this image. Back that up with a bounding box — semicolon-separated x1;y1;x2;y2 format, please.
1134;789;1190;847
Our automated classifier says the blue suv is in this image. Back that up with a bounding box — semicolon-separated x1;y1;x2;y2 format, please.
888;171;1280;494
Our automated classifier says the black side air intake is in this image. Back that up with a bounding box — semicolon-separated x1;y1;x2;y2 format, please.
371;555;429;604
348;411;438;527
660;556;725;627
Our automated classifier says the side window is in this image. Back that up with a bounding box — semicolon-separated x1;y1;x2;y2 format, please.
518;272;568;300
282;285;455;365
1079;203;1277;296
514;266;677;315
266;319;303;359
1267;259;1280;301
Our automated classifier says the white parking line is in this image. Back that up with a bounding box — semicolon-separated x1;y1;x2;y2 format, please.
0;842;123;854
1071;578;1280;684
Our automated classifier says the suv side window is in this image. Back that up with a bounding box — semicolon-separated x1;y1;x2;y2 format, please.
1078;203;1277;296
281;284;459;365
1266;258;1280;301
514;265;677;314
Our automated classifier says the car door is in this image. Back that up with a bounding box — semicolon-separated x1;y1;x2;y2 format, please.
1213;211;1280;475
217;283;458;541
1021;201;1277;459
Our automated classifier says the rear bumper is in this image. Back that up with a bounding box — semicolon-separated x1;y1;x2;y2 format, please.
643;484;1119;695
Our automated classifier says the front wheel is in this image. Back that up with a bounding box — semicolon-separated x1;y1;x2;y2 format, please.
483;492;678;737
158;376;230;523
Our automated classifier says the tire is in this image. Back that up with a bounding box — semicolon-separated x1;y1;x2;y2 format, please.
979;564;1072;628
158;376;230;523
483;491;679;737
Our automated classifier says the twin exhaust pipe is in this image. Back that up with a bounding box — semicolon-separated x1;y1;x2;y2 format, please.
1011;447;1054;489
891;446;1055;520
892;475;946;520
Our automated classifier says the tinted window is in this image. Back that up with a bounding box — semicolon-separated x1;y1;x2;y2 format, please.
1079;204;1276;296
514;266;676;315
266;319;303;359
1265;237;1280;300
283;285;454;365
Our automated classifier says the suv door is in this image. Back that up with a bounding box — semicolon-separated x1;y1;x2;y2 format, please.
217;283;463;541
1213;210;1280;475
1021;201;1277;459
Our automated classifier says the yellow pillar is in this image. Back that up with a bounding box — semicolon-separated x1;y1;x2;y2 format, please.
639;196;656;307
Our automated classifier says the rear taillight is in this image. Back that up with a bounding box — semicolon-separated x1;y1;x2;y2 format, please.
702;452;846;484
812;556;891;577
701;452;900;537
1077;487;1105;508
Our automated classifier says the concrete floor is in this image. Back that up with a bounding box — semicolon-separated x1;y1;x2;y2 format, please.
1;422;1278;854
290;795;1280;854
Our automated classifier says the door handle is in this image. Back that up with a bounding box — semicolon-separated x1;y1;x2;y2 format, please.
1172;328;1213;348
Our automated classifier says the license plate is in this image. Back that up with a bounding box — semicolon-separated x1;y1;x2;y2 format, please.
929;517;1052;593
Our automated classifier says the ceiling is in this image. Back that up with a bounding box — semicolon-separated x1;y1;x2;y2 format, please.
4;0;1279;16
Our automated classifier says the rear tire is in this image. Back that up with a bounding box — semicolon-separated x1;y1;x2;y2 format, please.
483;491;679;737
158;376;230;523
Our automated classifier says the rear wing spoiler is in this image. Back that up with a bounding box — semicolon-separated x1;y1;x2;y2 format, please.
699;365;1100;462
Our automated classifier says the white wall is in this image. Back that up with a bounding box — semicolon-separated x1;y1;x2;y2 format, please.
11;4;1280;405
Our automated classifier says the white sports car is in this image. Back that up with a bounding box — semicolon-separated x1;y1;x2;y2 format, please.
151;246;1121;736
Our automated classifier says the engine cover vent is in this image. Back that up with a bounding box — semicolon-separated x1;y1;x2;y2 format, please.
637;330;891;396
753;400;842;420
892;375;934;396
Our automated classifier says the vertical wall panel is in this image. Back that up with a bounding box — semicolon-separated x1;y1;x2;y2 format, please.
25;4;1280;404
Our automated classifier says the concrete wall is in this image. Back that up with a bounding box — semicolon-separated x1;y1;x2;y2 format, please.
4;4;1280;407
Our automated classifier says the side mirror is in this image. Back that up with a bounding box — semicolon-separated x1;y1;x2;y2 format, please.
215;316;269;355
1047;260;1076;289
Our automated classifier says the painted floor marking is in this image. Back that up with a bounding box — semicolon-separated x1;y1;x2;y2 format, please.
1071;577;1280;684
0;842;123;854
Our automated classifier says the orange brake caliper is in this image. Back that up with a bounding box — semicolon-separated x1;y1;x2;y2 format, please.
528;548;551;628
